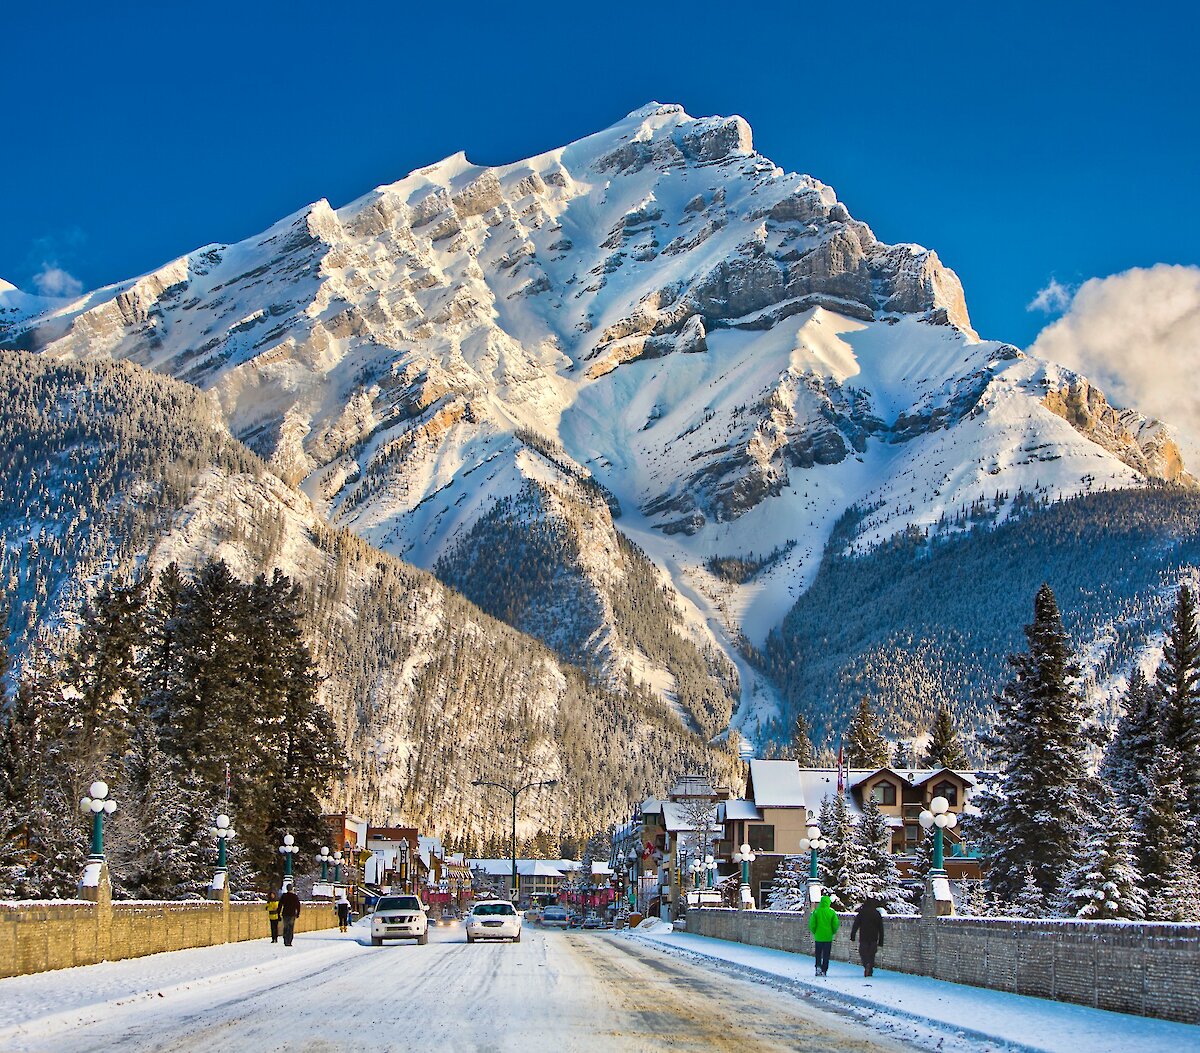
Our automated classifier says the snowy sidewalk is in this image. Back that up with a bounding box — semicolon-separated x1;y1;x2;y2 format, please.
627;928;1198;1053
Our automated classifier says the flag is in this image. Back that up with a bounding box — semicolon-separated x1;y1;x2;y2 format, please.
836;742;844;793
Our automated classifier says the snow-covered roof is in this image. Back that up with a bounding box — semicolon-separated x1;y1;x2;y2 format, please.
719;799;762;821
591;863;614;876
659;801;718;833
468;858;572;878
667;773;716;798
747;759;806;807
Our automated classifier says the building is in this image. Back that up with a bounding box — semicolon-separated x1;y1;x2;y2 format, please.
364;826;421;890
718;760;986;907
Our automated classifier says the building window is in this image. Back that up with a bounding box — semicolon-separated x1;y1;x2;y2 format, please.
871;781;897;806
931;781;959;806
747;825;775;852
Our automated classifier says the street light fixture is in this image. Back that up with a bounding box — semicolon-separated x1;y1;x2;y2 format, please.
918;795;958;872
316;846;331;882
798;822;828;882
704;854;717;890
731;842;757;909
208;813;236;873
627;846;640;912
279;833;299;886
472;777;558;901
78;780;117;860
333;850;344;884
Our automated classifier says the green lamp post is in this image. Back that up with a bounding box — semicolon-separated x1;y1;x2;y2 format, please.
731;842;756;908
919;795;957;872
209;813;236;872
317;846;331;882
279;833;299;885
78;781;117;859
798;822;828;881
705;854;717;889
333;850;344;884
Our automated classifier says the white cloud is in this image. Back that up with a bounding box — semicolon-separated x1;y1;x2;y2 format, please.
32;263;83;298
1026;277;1076;314
1028;264;1200;442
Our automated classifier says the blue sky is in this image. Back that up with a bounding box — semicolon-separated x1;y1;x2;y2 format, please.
3;1;1197;348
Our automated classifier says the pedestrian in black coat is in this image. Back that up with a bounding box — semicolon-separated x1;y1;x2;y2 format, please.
849;899;884;976
278;886;302;946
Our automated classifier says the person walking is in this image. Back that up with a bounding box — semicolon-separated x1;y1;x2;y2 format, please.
850;898;885;976
267;891;282;943
278;884;302;947
336;891;351;933
808;892;839;976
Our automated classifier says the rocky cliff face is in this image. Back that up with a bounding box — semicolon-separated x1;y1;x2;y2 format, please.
5;103;1191;742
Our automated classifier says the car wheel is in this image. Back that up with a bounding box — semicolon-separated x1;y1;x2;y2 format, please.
514;931;521;943
372;937;382;947
418;930;428;945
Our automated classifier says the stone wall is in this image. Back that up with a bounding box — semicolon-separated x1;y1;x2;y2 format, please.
0;897;339;978
687;908;1200;1024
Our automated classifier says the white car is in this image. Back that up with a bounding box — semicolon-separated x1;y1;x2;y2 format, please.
371;894;429;946
465;900;522;943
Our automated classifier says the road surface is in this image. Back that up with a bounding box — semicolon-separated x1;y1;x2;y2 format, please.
0;923;926;1052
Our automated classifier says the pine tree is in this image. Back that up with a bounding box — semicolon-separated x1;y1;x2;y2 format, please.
845;697;890;769
892;739;912;769
766;855;808;911
1058;794;1146;920
1154;585;1200;824
1136;746;1200;921
955;879;992;917
791;713;816;767
819;792;870;910
856;796;915;913
921;706;967;769
1009;865;1049;918
977;584;1097;904
1099;668;1157;815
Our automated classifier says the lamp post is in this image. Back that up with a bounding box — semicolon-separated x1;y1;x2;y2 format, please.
279;833;299;886
731;842;756;909
398;836;410;893
705;854;717;890
209;813;236;873
78;781;117;860
688;857;704;896
472;777;558;902
627;846;639;911
918;795;958;873
333;850;344;884
316;846;331;882
798;822;828;882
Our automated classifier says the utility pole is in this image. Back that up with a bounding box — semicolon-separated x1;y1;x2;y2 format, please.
472;778;558;901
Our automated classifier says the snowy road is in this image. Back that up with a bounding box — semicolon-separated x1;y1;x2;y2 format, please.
0;923;922;1052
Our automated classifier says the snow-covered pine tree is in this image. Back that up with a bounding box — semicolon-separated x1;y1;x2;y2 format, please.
819;791;870;910
954;879;992;917
766;855;808;911
977;584;1096;905
1099;668;1157;815
920;706;967;769
792;713;816;767
892;739;912;769
846;697;890;769
1153;584;1200;828
856;796;915;913
1057;790;1146;920
1009;864;1049;919
1136;746;1200;921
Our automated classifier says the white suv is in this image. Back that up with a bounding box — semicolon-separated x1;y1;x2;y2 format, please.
371;894;429;945
465;900;522;943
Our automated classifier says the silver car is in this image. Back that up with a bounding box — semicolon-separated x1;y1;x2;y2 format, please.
541;905;570;928
465;900;522;943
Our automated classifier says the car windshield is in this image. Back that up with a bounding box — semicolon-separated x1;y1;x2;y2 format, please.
473;903;516;916
376;896;421;912
545;908;566;916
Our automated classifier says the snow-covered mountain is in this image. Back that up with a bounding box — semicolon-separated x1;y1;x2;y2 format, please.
5;103;1192;743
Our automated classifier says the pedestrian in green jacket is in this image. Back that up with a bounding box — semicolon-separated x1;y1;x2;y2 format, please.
808;893;839;976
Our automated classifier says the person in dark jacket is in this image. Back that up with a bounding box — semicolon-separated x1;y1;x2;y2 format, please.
807;893;840;976
278;885;302;946
336;892;351;933
850;899;884;976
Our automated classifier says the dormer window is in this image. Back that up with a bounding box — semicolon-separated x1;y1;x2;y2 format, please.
871;780;897;806
932;780;958;806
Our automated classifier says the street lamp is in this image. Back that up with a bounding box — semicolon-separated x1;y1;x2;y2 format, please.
688;857;704;893
472;777;558;901
279;833;299;885
398;836;410;893
333;850;344;884
731;842;756;909
704;854;717;890
316;846;331;882
918;795;958;872
208;813;236;873
78;780;117;860
798;822;828;882
627;846;640;911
